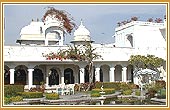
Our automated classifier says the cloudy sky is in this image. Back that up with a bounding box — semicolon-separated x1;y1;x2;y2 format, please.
4;3;166;45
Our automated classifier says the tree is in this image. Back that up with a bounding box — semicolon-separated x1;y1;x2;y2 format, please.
147;18;153;22
43;42;102;90
128;54;164;77
42;7;76;34
131;16;138;21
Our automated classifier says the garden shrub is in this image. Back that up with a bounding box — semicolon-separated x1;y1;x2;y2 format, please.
91;92;101;97
45;93;59;100
74;84;80;91
4;85;24;97
91;88;115;95
120;83;131;91
135;90;141;96
4;97;11;105
95;82;121;90
18;92;43;98
155;80;166;89
148;88;157;98
157;89;166;99
122;89;132;95
10;96;23;102
127;82;139;89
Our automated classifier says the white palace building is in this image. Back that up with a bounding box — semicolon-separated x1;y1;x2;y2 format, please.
4;14;166;91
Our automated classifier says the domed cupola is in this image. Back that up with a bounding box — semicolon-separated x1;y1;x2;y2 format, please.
71;20;93;45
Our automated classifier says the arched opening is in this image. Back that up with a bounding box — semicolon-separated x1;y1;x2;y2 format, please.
4;65;10;85
33;68;44;85
85;65;89;83
100;69;103;82
127;65;134;83
64;68;74;84
127;35;133;47
100;65;110;82
49;68;59;86
115;65;122;81
14;65;27;85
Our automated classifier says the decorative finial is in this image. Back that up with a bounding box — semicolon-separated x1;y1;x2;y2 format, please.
80;19;83;25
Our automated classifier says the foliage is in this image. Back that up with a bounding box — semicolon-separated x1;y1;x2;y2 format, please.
155;18;163;23
4;97;11;105
18;92;43;98
131;16;138;21
45;93;59;100
4;85;24;97
128;55;164;69
43;43;102;91
95;82;138;91
157;88;166;99
122;89;132;95
29;87;44;92
10;96;23;102
91;88;115;95
127;82;139;89
155;80;166;89
42;7;76;34
95;82;121;90
43;43;102;62
145;81;165;98
135;90;141;96
147;18;153;22
74;84;80;91
91;92;101;97
120;82;131;91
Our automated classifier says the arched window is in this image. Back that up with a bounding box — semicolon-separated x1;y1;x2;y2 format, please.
49;69;59;86
100;69;103;82
85;66;89;83
14;69;27;85
127;35;133;47
4;69;10;85
33;69;43;85
64;68;74;84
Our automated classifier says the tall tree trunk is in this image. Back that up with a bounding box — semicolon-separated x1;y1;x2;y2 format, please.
86;62;94;91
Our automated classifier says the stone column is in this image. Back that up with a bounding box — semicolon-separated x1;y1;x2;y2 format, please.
122;67;127;82
95;67;100;82
60;67;65;84
80;67;85;83
46;72;49;86
10;68;15;84
110;67;115;82
28;68;34;90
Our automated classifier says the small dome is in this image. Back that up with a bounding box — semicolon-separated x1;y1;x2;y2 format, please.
74;21;90;37
72;21;92;44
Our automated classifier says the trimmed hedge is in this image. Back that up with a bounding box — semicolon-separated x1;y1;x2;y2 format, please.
95;82;138;91
4;85;24;97
10;96;23;102
122;89;132;95
95;82;121;90
45;93;59;100
91;92;101;97
18;92;43;98
135;90;141;96
91;88;115;95
4;97;11;105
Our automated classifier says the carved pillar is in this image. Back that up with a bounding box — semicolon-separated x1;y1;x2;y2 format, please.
10;68;15;84
122;66;127;82
110;67;115;82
